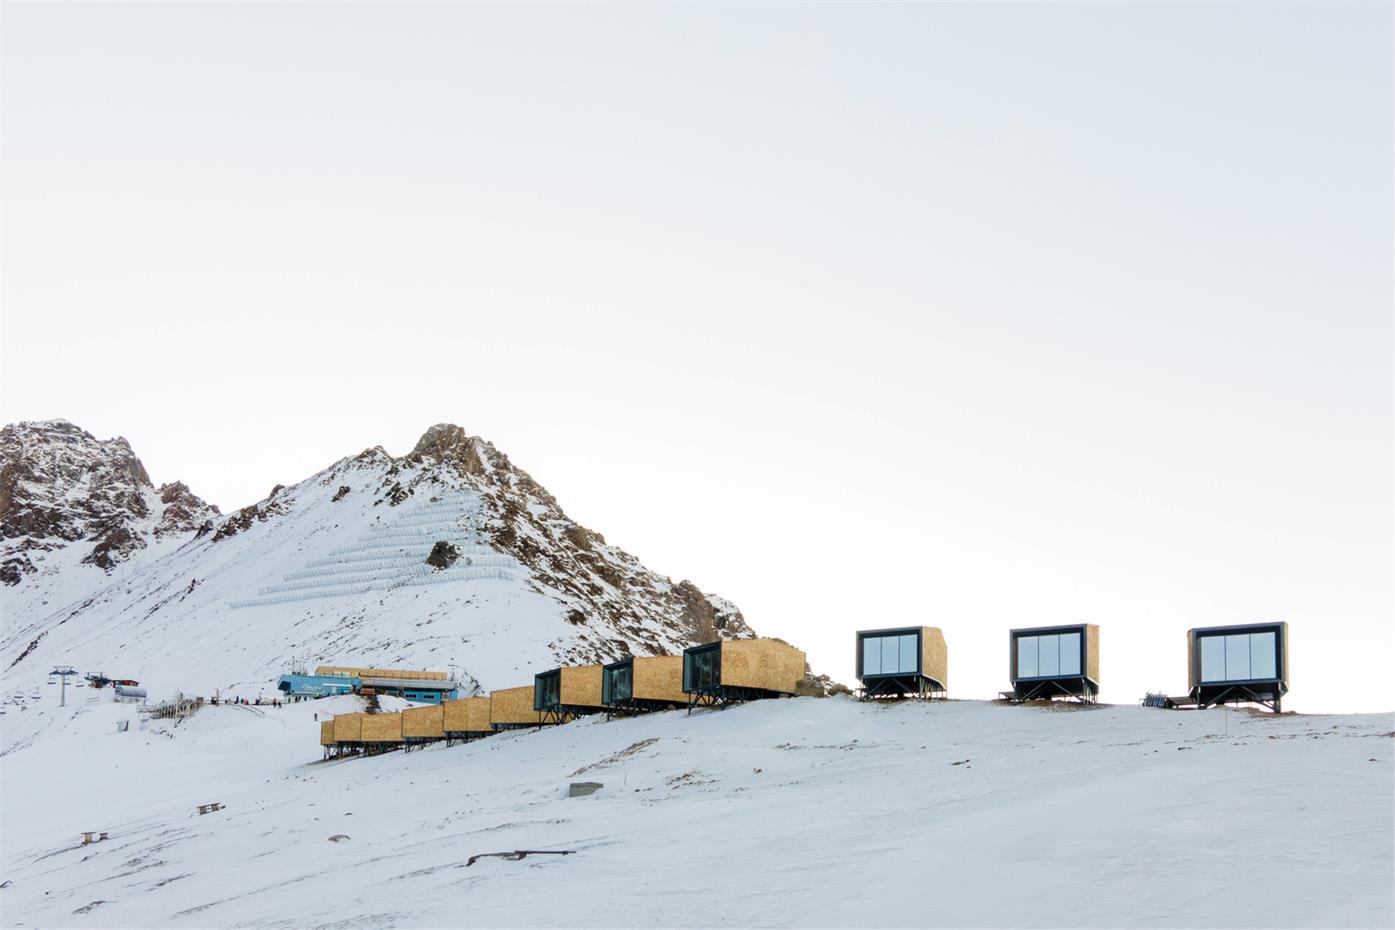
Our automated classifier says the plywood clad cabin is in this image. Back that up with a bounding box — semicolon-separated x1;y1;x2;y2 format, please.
361;712;403;743
720;639;805;694
319;720;336;746
333;713;363;743
490;686;545;728
560;665;605;709
443;696;492;735
402;703;445;739
920;627;949;690
632;655;686;703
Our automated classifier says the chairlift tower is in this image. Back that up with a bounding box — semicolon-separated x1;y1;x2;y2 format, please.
50;665;77;707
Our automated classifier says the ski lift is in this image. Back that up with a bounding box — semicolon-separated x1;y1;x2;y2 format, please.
47;678;56;685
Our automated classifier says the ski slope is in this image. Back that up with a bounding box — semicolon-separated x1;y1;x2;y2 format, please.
1;693;1390;928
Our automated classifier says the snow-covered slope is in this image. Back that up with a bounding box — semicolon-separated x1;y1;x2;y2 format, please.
1;692;1390;928
1;422;753;696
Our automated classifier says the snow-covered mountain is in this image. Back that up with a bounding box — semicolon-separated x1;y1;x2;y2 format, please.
0;421;754;695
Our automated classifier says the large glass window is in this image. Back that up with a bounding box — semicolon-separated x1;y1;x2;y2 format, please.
604;665;632;703
686;648;720;691
535;673;560;709
1200;636;1226;682
863;638;881;676
1249;632;1277;680
1225;634;1251;681
899;634;918;674
1016;631;1084;679
1038;634;1060;676
1198;631;1279;683
1059;632;1081;676
861;632;919;676
1017;636;1038;678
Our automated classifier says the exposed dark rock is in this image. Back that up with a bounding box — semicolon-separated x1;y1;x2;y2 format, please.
332;485;351;502
426;540;460;570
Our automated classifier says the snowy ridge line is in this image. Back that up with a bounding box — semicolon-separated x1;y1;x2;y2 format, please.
228;567;515;608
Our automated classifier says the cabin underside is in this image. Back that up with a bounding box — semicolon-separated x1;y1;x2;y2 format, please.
1191;681;1287;712
603;696;683;715
859;673;947;700
1008;676;1100;703
539;703;607;724
686;684;791;711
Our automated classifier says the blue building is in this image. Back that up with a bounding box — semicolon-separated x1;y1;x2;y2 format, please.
276;665;460;704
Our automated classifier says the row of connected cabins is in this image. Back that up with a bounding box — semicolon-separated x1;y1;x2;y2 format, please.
320;638;805;756
319;621;1290;756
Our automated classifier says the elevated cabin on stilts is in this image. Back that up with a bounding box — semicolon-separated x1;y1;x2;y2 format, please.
443;696;492;742
1188;621;1288;712
489;686;550;731
319;720;337;759
682;638;805;710
534;665;606;723
402;703;445;750
602;655;686;714
360;711;403;754
1008;624;1099;703
856;626;948;699
332;713;364;755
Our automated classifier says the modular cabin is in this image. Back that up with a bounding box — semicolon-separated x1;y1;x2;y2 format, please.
489;686;549;730
332;713;364;754
534;665;606;722
402;703;445;749
602;655;686;713
856;626;949;699
682;638;806;709
1008;624;1099;702
443;696;493;741
360;711;404;753
1188;621;1288;711
319;720;337;758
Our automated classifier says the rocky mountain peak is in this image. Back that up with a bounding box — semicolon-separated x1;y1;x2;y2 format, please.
0;420;219;584
405;423;484;475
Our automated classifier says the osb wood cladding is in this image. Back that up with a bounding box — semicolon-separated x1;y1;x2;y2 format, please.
403;703;445;738
443;696;492;734
632;655;686;703
560;665;604;708
490;686;544;727
333;713;363;742
361;712;403;742
1085;624;1100;684
720;639;805;694
319;720;336;745
920;627;948;688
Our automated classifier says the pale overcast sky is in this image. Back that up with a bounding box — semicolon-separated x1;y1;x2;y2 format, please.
2;2;1390;712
